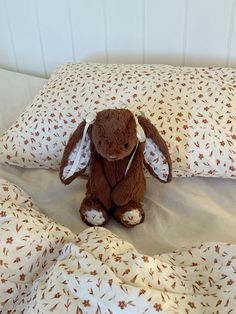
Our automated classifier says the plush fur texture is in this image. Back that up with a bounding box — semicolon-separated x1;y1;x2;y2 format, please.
60;109;172;227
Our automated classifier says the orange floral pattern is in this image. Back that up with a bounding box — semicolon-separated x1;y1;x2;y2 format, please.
0;63;236;178
1;179;236;313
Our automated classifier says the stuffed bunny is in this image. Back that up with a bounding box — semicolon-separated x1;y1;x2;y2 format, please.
60;109;172;227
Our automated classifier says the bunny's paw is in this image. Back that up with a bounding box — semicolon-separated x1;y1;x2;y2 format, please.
80;197;109;226
114;201;145;227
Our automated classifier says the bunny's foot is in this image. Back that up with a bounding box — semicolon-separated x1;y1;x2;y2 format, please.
114;201;145;227
80;197;109;226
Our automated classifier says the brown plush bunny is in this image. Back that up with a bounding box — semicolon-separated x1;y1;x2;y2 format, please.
60;109;172;227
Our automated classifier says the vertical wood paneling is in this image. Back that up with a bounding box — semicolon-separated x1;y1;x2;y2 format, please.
5;0;46;76
144;0;186;65
69;0;107;63
0;0;17;71
185;0;233;67
35;0;74;76
228;0;236;67
1;0;236;76
105;0;143;63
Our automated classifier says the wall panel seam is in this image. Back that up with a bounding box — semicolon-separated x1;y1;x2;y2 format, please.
182;0;188;66
67;0;76;62
4;0;18;71
102;0;109;63
34;0;47;77
142;0;146;63
226;0;236;66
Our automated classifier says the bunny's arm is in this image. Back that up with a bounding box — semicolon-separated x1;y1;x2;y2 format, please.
89;149;112;210
111;146;145;206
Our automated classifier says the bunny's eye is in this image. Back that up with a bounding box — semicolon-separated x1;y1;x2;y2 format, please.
124;143;128;149
98;141;102;146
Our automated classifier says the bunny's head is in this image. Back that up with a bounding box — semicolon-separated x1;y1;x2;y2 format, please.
91;109;138;161
60;108;172;184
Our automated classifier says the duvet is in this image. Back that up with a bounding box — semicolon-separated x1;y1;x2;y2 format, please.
0;179;236;314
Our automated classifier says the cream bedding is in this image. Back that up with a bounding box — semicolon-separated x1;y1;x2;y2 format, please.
0;68;236;257
1;179;236;313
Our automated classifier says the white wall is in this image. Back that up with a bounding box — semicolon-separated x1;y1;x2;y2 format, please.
0;0;236;78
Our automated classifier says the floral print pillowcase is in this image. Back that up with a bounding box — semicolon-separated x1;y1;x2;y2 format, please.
0;62;235;178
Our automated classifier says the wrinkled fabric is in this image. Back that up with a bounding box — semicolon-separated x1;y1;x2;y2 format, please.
1;179;236;313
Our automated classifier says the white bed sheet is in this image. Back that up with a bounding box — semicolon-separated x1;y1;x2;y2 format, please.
0;68;236;255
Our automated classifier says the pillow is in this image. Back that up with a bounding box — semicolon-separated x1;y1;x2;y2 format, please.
0;68;47;135
0;62;235;178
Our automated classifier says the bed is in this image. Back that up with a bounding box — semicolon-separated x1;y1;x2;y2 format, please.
1;67;236;313
0;67;236;256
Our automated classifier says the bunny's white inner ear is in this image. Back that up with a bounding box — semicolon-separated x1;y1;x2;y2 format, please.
144;138;170;182
62;132;91;180
134;116;146;142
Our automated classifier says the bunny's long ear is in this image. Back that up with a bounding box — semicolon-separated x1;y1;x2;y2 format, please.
60;121;92;185
138;116;172;183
